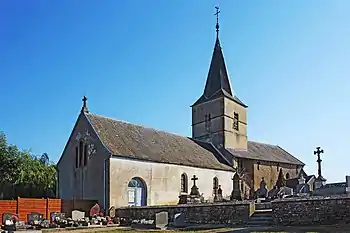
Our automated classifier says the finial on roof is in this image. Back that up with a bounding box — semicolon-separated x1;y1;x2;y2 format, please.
81;95;88;113
214;6;220;37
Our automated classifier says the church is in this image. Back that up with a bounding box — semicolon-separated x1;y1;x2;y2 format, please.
57;11;305;210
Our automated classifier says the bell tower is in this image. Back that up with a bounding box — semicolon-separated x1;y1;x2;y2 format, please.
191;7;248;150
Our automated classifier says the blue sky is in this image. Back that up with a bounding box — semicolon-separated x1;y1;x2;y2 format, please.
0;1;349;182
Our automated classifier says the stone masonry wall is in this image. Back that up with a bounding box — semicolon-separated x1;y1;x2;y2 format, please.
272;195;350;226
116;202;254;225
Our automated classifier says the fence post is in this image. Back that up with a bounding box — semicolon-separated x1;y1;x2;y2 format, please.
16;197;19;216
46;198;49;220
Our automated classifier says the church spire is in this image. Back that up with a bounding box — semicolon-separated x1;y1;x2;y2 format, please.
191;6;246;108
203;6;233;99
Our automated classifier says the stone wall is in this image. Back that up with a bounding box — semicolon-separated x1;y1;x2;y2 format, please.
272;195;350;226
116;202;254;225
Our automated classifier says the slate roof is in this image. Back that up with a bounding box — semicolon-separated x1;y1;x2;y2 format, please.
85;112;304;170
192;37;247;108
85;113;234;171
227;142;304;166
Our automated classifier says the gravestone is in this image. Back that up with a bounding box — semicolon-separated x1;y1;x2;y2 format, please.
109;206;116;218
155;211;168;229
267;186;278;199
231;173;242;201
258;178;268;198
278;186;294;197
173;213;185;227
2;213;18;231
72;210;85;221
27;212;44;225
89;203;100;217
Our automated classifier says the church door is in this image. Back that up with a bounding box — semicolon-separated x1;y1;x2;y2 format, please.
128;177;147;206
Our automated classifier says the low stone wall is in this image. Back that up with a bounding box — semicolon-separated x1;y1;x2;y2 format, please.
272;195;350;226
116;201;254;225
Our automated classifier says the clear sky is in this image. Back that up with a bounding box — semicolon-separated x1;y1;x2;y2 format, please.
0;1;349;183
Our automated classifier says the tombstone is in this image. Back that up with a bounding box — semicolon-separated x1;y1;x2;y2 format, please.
72;210;85;221
267;186;278;200
231;173;242;201
217;185;223;202
90;203;100;217
27;212;44;226
2;213;18;231
108;206;116;218
189;175;200;196
155;211;168;229
278;186;294;197
173;213;185;227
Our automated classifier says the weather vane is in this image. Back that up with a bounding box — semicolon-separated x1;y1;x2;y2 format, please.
214;6;220;35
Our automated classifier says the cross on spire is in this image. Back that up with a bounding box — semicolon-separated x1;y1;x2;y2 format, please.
81;96;89;113
214;6;220;37
314;146;324;177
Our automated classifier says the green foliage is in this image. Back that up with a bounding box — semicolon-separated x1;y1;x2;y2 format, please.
0;132;56;199
276;168;286;189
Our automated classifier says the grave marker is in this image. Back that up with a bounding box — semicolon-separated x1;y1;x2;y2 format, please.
155;211;168;229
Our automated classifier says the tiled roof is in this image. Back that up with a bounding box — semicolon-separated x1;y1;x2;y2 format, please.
227;141;305;166
85;113;234;171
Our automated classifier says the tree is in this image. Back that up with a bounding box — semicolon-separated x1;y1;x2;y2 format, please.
0;131;57;199
276;168;286;188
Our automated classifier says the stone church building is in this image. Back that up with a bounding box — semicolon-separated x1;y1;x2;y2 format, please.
57;17;304;210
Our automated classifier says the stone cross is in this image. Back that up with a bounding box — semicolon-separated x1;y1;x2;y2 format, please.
314;147;324;177
191;175;198;186
81;96;88;113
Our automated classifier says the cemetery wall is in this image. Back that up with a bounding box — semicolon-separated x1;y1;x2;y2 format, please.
272;195;350;226
116;202;254;225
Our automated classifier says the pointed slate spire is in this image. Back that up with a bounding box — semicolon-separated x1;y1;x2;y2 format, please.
192;7;247;108
203;36;233;99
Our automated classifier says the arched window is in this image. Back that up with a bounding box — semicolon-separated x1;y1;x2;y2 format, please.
84;144;88;166
180;173;188;193
75;147;79;168
213;177;219;190
286;173;290;179
128;177;147;206
79;141;84;167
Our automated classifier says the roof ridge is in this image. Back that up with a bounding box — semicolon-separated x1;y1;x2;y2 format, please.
248;140;277;147
85;112;188;139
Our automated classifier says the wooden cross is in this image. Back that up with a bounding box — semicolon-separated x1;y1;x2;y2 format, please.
191;175;198;186
214;6;220;33
314;146;324;177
